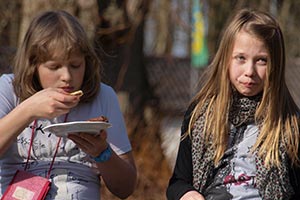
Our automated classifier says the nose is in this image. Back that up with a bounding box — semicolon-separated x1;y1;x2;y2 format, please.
244;61;256;77
60;66;72;82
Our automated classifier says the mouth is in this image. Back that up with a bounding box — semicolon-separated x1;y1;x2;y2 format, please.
60;86;74;93
242;82;256;88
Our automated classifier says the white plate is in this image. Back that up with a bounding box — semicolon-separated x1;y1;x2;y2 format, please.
43;121;112;137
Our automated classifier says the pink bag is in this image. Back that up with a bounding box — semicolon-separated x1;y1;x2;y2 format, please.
1;116;68;200
1;170;51;200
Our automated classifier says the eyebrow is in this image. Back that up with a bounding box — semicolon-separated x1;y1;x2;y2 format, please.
232;51;268;55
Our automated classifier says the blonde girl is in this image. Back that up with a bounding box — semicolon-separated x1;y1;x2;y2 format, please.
167;9;299;200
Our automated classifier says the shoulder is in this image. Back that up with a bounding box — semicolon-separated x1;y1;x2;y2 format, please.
92;83;120;111
100;83;115;94
0;73;14;83
0;73;15;93
98;83;118;101
0;74;18;115
181;101;197;134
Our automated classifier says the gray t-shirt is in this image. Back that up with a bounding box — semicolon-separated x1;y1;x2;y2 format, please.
205;124;261;200
0;74;132;200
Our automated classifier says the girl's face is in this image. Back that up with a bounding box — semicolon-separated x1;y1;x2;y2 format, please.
229;30;268;96
37;49;86;93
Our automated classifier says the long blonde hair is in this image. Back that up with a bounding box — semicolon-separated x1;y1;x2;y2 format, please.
13;10;101;103
187;9;299;168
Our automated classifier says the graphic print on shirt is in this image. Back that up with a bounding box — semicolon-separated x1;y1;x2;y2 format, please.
204;125;260;200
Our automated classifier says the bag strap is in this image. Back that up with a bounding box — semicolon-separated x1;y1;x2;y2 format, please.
24;119;37;171
24;114;69;179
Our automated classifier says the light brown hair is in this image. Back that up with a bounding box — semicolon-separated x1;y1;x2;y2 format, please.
13;10;101;102
187;9;299;168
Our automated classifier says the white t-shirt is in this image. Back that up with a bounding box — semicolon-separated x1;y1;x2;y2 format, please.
0;74;132;200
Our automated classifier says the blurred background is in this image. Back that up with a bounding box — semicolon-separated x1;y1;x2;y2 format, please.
1;0;300;199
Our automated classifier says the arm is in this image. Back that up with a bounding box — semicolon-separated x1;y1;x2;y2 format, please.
96;150;137;198
92;116;137;198
0;99;35;155
67;85;137;198
0;88;80;155
68;129;137;199
291;166;300;200
166;136;204;200
290;147;300;200
166;102;205;200
93;85;136;197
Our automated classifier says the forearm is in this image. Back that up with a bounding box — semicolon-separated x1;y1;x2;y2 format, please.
96;151;137;199
0;103;34;155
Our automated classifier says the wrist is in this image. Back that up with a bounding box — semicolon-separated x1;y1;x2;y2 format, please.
93;144;112;163
16;101;36;122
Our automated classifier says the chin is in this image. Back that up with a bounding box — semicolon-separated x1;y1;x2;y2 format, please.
237;89;258;97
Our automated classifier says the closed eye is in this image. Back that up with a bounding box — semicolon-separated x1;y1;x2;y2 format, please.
70;64;81;68
48;64;61;70
69;62;83;69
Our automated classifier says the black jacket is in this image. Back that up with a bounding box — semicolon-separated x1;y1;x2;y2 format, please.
166;104;300;200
